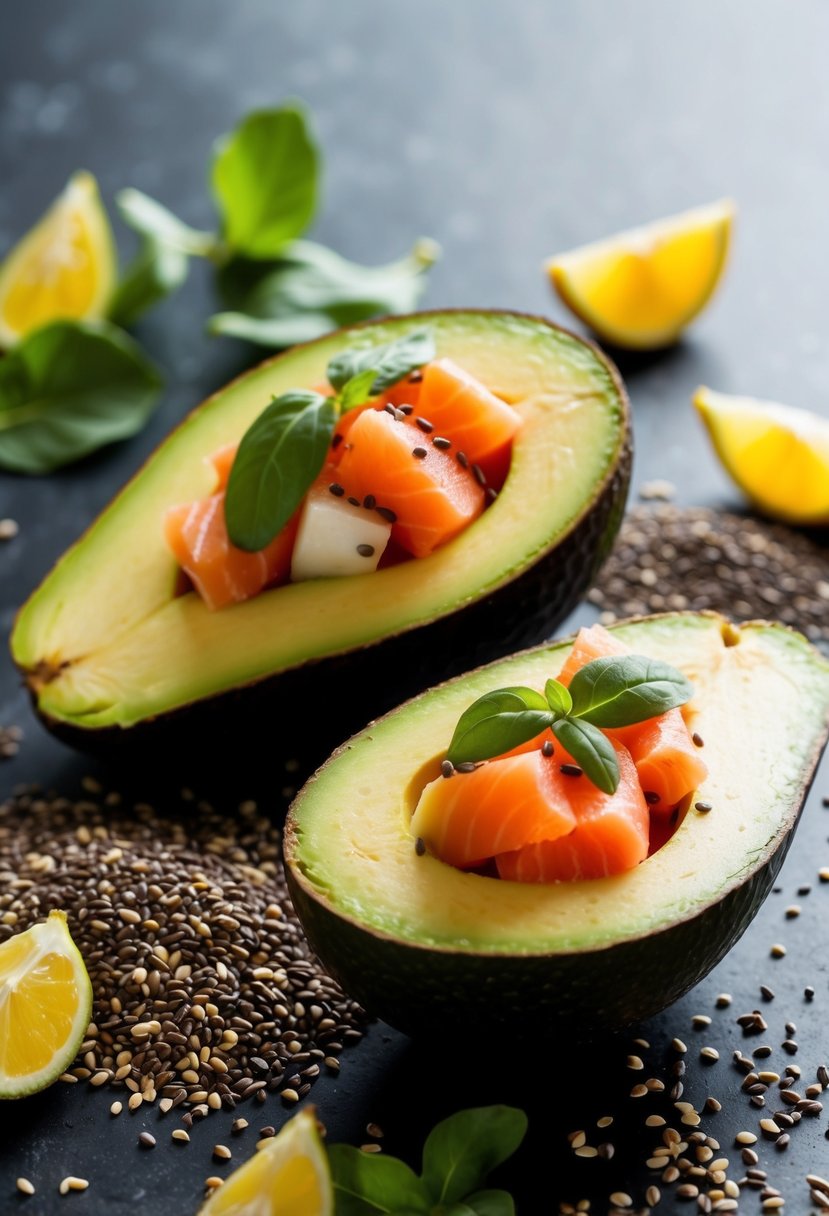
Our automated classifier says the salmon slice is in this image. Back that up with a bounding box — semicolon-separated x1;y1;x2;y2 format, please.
557;623;708;812
416;357;521;483
165;493;298;611
411;750;577;870
495;740;649;881
335;408;485;557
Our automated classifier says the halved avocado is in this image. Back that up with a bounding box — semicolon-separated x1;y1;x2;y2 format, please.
284;613;829;1037
12;310;630;761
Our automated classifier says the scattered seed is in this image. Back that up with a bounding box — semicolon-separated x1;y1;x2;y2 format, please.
692;1014;712;1028
172;1129;190;1143
770;944;787;958
561;763;583;777
609;1193;632;1208
441;760;455;778
432;436;451;450
415;417;433;433
328;483;345;497
16;1178;35;1196
694;801;712;813
412;447;428;459
376;506;397;523
213;1145;231;1161
415;837;426;856
356;544;375;558
627;1055;644;1070
672;1038;687;1054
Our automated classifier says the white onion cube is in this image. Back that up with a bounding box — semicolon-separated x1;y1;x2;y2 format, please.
291;490;392;581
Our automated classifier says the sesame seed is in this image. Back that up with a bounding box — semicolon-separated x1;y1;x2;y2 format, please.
692;732;704;747
415;837;426;856
785;904;801;918
172;1129;190;1143
356;544;375;558
362;494;376;509
609;1193;632;1208
627;1055;644;1070
110;1101;122;1116
328;483;345;497
560;763;583;777
574;1145;597;1158
213;1145;232;1160
770;944;787;958
441;760;455;778
672;1038;688;1053
139;1132;156;1148
541;740;554;757
716;993;732;1008
644;790;661;805
415;417;433;433
736;1131;757;1144
347;495;360;506
700;1046;719;1062
412;447;428;459
376;506;397;523
694;801;712;813
16;1178;35;1196
456;451;469;468
432;436;451;450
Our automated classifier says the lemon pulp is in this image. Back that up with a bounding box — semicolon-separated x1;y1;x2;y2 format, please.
0;171;116;348
546;199;735;350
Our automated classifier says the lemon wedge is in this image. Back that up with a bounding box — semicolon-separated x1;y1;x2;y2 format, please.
199;1108;333;1216
694;386;829;524
0;910;92;1099
546;199;735;350
0;171;116;349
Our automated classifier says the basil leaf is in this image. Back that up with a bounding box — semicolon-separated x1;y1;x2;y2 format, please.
447;690;553;766
438;1192;515;1216
421;1106;527;1205
224;389;335;551
116;188;216;257
328;1144;431;1215
569;655;694;728
0;320;162;475
551;717;620;795
211;104;319;259
339;367;380;410
109;236;189;327
328;326;436;395
544;678;572;717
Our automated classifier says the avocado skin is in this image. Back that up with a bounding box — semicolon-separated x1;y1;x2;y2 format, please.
34;405;631;776
284;801;797;1040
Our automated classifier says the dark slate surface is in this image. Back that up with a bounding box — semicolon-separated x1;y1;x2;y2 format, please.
2;2;829;1211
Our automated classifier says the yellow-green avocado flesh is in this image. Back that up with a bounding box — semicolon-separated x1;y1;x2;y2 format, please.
12;311;629;743
284;614;829;1033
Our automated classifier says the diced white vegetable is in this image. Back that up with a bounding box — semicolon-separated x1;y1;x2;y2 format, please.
291;490;391;581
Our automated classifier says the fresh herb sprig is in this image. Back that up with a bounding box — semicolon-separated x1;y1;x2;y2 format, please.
447;655;694;793
116;103;438;342
329;1104;527;1215
224;327;435;551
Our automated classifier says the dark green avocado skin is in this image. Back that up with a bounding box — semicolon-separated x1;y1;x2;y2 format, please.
38;420;631;779
284;818;793;1041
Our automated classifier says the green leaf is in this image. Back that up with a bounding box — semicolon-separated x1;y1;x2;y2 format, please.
109;236;189;327
327;326;436;395
116;188;216;258
0;320;162;475
436;1192;515;1216
339;367;380;410
211;104;319;259
328;1144;431;1215
551;717;620;795
544;678;572;717
224;389;335;551
209;239;438;348
568;655;694;728
447;689;553;766
421;1106;528;1205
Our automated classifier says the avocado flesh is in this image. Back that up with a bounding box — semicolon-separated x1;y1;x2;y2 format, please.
288;614;829;956
12;311;627;732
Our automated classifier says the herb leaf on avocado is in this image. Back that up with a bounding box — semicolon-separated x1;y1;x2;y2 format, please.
224;390;335;552
328;1145;432;1214
212;104;319;260
0;320;162;475
327;326;436;394
421;1106;528;1205
551;716;621;795
569;655;694;728
447;688;553;766
209;239;439;349
445;654;693;793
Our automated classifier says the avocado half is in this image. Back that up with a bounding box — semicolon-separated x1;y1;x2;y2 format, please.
11;310;630;762
284;613;829;1037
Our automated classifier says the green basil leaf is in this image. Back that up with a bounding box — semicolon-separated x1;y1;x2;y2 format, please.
116;188;216;258
544;678;572;717
569;655;694;728
209;240;438;349
339;367;380;410
421;1106;528;1205
224;389;335;551
328;1144;431;1215
437;1191;515;1216
551;717;620;795
211;104;319;259
109;236;190;327
447;689;553;766
328;326;436;395
0;320;162;475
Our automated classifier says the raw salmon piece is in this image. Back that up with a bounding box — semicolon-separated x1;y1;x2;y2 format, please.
612;713;708;815
495;740;649;881
335;408;485;557
557;623;708;811
411;750;577;870
416;357;521;479
165;494;297;611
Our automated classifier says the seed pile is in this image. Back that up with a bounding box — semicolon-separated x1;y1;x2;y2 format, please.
0;724;22;759
589;505;829;647
0;784;367;1119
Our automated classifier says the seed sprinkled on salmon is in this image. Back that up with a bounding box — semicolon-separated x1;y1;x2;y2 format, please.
328;483;345;497
415;417;434;433
560;763;583;777
412;447;428;459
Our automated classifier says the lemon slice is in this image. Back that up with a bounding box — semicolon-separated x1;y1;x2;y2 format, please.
199;1108;333;1216
694;386;829;524
546;199;735;350
0;171;116;349
0;910;92;1098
